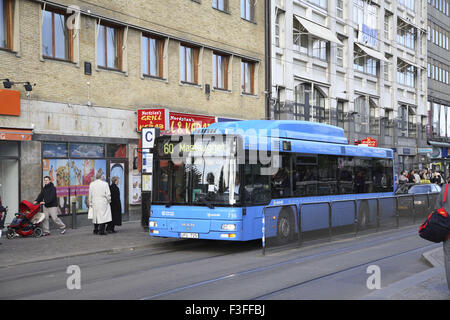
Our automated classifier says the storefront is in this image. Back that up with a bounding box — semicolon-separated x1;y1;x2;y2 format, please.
0;140;20;225
34;134;136;227
0;130;34;225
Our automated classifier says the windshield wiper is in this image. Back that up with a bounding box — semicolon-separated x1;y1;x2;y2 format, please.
200;195;215;209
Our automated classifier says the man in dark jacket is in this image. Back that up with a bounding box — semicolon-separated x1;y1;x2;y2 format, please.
34;176;66;235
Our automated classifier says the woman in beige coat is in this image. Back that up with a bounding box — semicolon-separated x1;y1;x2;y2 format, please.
88;172;112;235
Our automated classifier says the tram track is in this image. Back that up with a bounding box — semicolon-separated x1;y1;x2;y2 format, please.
251;243;439;300
1;225;434;300
0;239;259;300
140;227;434;300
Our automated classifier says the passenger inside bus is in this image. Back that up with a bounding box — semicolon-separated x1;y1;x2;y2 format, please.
272;168;291;198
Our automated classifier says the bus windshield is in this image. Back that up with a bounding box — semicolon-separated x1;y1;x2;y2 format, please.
153;135;240;207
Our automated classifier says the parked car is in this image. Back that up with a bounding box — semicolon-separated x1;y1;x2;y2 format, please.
396;183;441;216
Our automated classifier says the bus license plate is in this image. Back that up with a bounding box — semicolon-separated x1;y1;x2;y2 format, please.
180;232;199;239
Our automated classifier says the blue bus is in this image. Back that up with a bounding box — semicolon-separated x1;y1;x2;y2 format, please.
149;120;395;241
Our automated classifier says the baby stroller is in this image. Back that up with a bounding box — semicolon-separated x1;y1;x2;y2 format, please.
6;200;45;239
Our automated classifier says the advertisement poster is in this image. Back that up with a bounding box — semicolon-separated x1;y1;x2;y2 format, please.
142;175;152;192
43;159;106;215
131;174;142;205
110;163;125;214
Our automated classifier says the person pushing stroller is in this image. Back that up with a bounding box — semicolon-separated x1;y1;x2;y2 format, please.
34;176;66;236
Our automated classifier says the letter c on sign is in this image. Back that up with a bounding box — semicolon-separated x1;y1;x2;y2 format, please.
142;128;156;149
145;130;153;144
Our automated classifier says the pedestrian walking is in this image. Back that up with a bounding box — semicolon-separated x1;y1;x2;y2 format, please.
399;170;408;184
34;176;66;236
106;176;122;233
0;197;7;244
434;177;450;290
88;172;112;235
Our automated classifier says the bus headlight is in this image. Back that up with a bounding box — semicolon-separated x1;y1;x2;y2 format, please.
221;224;236;231
149;221;158;228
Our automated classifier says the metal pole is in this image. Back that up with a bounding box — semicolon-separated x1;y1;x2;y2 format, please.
264;0;271;120
353;200;358;237
262;207;266;256
395;196;399;228
328;202;332;241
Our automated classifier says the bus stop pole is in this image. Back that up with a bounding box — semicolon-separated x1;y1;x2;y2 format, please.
262;208;266;256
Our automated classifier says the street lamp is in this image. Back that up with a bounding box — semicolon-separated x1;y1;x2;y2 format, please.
1;79;13;89
1;79;34;91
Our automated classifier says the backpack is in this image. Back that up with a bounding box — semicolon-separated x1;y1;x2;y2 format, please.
419;184;450;243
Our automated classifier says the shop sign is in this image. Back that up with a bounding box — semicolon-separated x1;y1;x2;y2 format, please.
137;109;216;135
0;89;20;116
417;148;433;154
168;112;216;135
0;128;32;141
355;137;378;147
137;108;168;132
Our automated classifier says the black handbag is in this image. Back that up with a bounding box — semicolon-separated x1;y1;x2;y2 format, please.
419;184;450;243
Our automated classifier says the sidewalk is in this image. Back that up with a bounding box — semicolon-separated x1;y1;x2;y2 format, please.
0;221;170;268
363;247;450;300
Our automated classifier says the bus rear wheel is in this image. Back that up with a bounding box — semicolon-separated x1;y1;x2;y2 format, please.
276;209;294;245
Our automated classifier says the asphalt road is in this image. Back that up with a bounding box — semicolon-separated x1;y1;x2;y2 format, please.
0;225;439;300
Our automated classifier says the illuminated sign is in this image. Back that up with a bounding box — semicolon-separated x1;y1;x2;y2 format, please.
137;108;168;132
355;137;378;147
162;141;226;156
137;109;216;134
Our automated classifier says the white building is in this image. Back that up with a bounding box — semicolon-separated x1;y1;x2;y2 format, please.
271;0;428;172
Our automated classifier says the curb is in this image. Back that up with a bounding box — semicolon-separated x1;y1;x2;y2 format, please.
361;266;446;300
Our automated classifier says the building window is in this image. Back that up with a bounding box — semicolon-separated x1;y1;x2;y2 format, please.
337;100;345;129
293;19;308;54
313;88;326;123
275;10;284;47
0;0;13;50
353;0;364;26
42;7;72;61
312;38;327;60
241;60;255;94
213;53;229;90
399;105;416;138
142;35;164;78
336;45;344;67
399;0;415;11
354;96;369;133
180;44;199;84
308;0;327;9
353;45;377;76
97;23;122;70
369;100;379;135
240;0;255;22
212;0;229;12
397;20;416;50
384;14;390;40
397;61;415;87
294;83;326;123
336;0;344;19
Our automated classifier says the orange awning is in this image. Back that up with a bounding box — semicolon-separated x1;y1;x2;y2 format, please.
0;128;33;141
